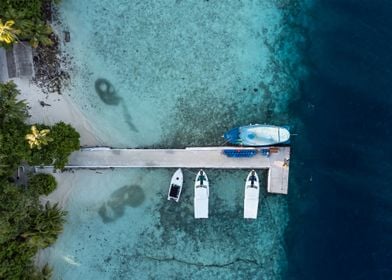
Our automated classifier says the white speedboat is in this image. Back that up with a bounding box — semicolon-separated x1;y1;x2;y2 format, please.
167;168;183;202
244;170;260;219
194;169;209;218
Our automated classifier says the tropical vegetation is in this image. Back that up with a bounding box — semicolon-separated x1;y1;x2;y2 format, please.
26;125;53;150
29;122;80;169
0;0;61;48
0;180;65;279
29;173;57;196
0;81;79;278
0;81;30;178
0;81;80;174
0;19;20;44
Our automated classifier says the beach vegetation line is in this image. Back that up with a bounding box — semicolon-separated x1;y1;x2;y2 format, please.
0;80;77;279
28;173;57;196
0;0;61;48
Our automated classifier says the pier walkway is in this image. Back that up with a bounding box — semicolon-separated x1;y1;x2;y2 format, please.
62;146;290;194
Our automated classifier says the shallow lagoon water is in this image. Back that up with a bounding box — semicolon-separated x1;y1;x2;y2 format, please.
59;0;296;147
48;169;287;279
47;0;307;278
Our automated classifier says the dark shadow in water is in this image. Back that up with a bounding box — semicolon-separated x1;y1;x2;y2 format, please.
95;78;139;133
98;185;145;223
121;102;139;132
95;78;122;105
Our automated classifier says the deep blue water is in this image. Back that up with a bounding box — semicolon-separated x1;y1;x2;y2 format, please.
286;0;392;279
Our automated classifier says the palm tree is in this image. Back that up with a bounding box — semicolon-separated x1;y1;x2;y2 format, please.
0;81;29;125
0;19;20;44
25;125;53;150
28;22;53;48
21;202;66;248
2;9;52;48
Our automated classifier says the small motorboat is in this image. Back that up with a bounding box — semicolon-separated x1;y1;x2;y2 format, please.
244;170;260;219
224;124;290;146
194;169;209;218
167;168;183;202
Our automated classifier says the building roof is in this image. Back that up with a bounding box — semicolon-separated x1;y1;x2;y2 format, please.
0;42;34;80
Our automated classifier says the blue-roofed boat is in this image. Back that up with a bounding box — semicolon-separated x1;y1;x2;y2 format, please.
224;124;290;146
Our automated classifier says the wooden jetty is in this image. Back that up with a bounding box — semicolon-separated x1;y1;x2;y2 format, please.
61;146;290;194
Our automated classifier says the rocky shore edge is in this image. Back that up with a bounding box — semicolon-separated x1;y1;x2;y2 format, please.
32;0;70;95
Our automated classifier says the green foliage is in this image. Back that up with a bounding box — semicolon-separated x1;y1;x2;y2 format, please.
0;82;71;277
0;81;30;177
22;202;66;248
0;19;20;45
26;125;53;150
0;81;80;172
0;179;66;279
0;0;45;19
25;20;53;48
29;122;80;169
28;173;57;196
0;81;29;125
0;0;61;48
0;121;30;177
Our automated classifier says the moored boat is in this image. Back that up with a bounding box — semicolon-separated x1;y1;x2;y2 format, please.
244;170;260;219
194;169;209;218
167;168;183;202
224;124;290;146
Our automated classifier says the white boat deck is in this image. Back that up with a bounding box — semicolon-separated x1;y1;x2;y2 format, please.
194;199;209;218
244;197;259;219
62;146;290;194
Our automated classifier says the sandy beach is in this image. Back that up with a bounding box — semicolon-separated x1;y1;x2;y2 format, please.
38;170;79;208
9;77;105;210
12;78;102;147
21;0;295;275
34;170;78;268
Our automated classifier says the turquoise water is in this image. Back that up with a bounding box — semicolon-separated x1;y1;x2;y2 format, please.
47;0;306;278
47;169;287;279
59;0;292;147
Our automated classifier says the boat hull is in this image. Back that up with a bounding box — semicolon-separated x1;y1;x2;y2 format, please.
194;170;209;218
168;168;183;202
224;125;290;146
244;170;260;219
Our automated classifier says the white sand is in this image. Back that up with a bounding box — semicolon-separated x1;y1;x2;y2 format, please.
38;170;78;208
10;77;104;207
35;170;79;268
12;77;103;146
4;63;105;268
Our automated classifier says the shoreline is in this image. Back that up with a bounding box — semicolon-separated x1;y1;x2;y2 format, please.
35;170;80;269
12;78;103;147
25;0;299;276
8;4;107;268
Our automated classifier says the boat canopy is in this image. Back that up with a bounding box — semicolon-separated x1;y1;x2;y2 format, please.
245;187;259;199
195;188;208;199
239;125;290;146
